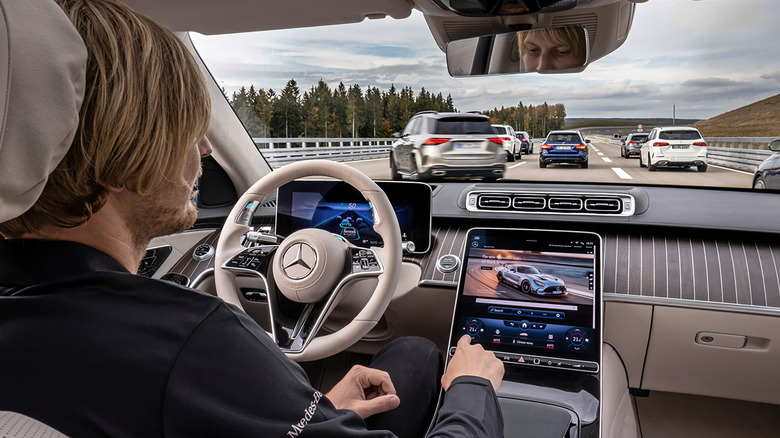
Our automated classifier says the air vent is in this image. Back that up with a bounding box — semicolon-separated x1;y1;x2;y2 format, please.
478;195;511;209
585;198;622;213
549;198;583;211
513;197;546;210
466;190;635;216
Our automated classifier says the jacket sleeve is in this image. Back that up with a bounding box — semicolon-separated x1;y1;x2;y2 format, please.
162;303;395;438
426;376;504;438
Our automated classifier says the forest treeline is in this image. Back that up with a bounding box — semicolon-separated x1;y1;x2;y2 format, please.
227;79;567;139
228;79;455;138
485;102;567;138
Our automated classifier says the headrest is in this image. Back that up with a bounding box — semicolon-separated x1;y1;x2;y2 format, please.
0;0;87;223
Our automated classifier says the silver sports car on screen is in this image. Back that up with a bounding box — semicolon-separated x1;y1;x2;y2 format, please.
496;264;567;296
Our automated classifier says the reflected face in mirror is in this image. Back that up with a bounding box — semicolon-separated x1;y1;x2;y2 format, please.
445;25;587;77
518;27;587;72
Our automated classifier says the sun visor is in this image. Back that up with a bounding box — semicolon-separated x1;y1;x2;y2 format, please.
0;0;86;223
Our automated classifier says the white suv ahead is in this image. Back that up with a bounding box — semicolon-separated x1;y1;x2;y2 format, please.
639;127;708;172
390;111;506;181
491;124;522;162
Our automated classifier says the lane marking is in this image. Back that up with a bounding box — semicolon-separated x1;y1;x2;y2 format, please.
708;164;754;175
509;161;527;169
611;167;633;179
597;152;604;156
602;157;613;163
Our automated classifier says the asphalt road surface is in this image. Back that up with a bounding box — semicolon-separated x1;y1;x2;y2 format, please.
343;137;754;188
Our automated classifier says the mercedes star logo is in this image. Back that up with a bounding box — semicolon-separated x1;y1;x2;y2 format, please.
281;242;317;280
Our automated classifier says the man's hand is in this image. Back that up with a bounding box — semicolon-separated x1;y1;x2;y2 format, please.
326;365;400;419
441;335;504;392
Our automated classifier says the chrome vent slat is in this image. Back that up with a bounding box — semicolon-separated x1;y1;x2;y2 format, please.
467;190;634;216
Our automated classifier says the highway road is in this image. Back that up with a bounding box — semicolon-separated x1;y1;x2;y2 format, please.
341;137;754;188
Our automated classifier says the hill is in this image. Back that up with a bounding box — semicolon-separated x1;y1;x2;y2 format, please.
694;94;780;137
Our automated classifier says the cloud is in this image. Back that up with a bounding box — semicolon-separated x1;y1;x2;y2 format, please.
192;1;780;120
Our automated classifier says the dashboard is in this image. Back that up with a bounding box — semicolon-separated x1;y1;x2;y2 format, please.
151;177;780;413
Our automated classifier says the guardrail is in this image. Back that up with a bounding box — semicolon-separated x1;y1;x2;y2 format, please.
705;138;775;172
253;137;393;167
599;135;776;172
254;135;778;171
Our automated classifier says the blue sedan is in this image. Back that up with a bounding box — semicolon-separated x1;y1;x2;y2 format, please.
539;130;590;169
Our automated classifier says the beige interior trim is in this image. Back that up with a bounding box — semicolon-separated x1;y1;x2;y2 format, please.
603;302;652;388
642;306;779;405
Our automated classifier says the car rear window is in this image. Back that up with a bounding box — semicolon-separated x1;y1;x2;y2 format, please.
434;117;494;135
492;126;508;135
629;135;648;142
546;133;582;143
658;130;702;140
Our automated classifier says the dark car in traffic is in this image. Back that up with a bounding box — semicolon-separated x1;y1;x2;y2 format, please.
539;130;590;168
621;133;648;158
753;139;780;189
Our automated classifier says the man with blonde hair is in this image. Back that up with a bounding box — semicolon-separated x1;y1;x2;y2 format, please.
0;0;504;437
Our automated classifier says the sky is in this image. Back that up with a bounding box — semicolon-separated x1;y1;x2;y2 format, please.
191;0;780;120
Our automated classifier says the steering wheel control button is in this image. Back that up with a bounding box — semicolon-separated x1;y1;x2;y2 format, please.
281;242;317;280
435;254;461;274
351;249;381;274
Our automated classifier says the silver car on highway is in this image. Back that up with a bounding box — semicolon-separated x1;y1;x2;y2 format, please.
390;111;506;181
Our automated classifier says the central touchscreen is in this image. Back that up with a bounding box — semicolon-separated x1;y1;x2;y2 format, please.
449;228;602;373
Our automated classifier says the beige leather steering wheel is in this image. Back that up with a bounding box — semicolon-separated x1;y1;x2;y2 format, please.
215;160;402;362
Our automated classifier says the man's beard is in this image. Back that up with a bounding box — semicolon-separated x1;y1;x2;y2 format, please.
127;180;198;250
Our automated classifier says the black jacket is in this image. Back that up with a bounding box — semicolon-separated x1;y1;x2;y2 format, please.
0;239;502;437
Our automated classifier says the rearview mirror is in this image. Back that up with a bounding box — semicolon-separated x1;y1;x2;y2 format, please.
446;25;588;77
770;139;780;152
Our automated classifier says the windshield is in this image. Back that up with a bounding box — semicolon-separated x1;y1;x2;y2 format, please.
191;0;779;190
516;266;541;274
658;131;702;141
438;118;494;135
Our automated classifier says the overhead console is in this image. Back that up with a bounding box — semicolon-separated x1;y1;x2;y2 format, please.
446;227;603;437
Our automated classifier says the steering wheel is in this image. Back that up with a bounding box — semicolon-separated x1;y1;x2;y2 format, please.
214;160;402;362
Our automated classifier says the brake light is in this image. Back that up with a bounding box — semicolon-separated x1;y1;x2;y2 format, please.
575;144;587;150
653;142;669;147
628;141;638;146
541;144;552;149
693;141;707;146
520;139;528;143
422;138;450;145
500;137;511;142
488;138;504;144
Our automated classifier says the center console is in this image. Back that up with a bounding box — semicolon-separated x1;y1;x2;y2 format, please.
446;228;603;437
